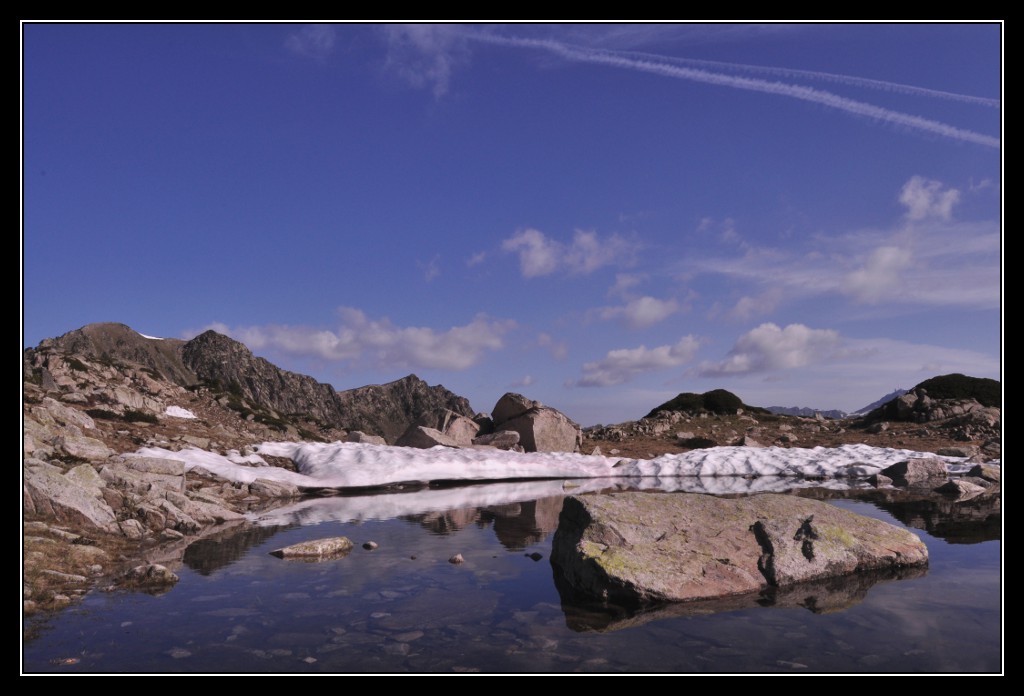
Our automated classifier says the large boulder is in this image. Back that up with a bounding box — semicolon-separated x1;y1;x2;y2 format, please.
24;467;119;533
551;492;928;604
415;409;481;446
491;393;582;453
395;425;462;449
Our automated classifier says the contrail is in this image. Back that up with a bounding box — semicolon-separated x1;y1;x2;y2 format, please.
467;33;1000;149
615;51;1000;109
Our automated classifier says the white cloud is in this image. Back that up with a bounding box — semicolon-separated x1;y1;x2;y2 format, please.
842;245;913;304
538;332;568;360
900;176;961;221
383;24;467;98
608;272;644;298
199;308;515;372
576;336;700;387
501;228;561;277
598;296;680;329
510;375;535;388
466;251;487;267
284;25;337;60
726;288;783;321
698;323;840;376
418;255;441;281
502;228;638;278
684;217;998;311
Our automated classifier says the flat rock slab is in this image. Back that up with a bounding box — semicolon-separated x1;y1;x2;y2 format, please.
270;536;354;560
551;492;928;604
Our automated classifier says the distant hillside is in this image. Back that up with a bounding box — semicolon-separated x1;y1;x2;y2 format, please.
865;374;1000;422
765;406;847;419
645;389;766;419
851;388;909;417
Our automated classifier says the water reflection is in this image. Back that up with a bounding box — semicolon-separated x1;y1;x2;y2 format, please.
23;480;1001;673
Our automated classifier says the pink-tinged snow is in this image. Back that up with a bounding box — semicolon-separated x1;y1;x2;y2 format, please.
131;441;975;495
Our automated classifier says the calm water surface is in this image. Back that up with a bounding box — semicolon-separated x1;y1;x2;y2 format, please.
22;485;1002;674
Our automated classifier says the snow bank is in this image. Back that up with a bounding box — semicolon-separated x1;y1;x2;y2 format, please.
132;441;972;493
164;406;198;419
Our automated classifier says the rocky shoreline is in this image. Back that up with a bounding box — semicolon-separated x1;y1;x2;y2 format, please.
22;324;1001;622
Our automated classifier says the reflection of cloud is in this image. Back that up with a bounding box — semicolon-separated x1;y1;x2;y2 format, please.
576;336;700;387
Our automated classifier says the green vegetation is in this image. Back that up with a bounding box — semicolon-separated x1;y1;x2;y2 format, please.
912;374;1000;407
645;389;764;418
85;408;121;421
123;410;159;424
65;357;89;372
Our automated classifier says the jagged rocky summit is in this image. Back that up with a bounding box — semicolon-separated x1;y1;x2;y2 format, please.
27;322;472;444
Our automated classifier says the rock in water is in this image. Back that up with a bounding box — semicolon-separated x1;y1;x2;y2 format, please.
551;492;928;604
270;537;354;559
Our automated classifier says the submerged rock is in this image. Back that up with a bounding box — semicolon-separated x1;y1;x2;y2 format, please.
551;492;928;604
270;536;354;560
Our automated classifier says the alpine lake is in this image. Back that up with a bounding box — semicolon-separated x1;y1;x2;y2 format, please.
22;481;1002;674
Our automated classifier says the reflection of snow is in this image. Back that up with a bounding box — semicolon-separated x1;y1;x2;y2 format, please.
164;406;198;419
133;441;974;493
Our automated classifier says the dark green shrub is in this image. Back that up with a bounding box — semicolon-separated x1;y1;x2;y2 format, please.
123;410;158;424
912;374;1000;407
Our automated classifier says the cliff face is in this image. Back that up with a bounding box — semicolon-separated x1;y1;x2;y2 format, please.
27;323;476;443
181;330;345;426
335;375;474;443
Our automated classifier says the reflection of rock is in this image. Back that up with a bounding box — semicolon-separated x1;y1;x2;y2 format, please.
182;522;286;575
554;564;929;632
270;536;354;559
408;507;482;534
551;492;928;604
792;486;1001;544
484;496;563;550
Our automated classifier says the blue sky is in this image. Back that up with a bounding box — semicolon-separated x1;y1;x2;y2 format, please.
22;22;1002;425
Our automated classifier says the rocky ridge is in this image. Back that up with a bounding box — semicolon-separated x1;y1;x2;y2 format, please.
22;324;1000;622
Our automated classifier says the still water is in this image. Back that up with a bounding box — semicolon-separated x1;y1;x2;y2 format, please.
22;485;1001;673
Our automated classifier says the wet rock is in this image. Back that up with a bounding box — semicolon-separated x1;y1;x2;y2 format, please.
248;478;300;498
551;492;928;604
363;541;379;550
449;553;465;564
934;479;987;500
270;536;354;559
968;463;1000;484
881;458;949;485
122;563;179;588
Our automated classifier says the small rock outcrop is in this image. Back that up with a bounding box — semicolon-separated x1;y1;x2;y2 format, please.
551;492;928;604
270;537;355;559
